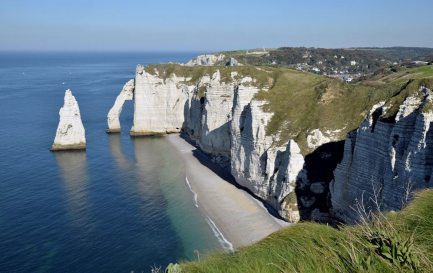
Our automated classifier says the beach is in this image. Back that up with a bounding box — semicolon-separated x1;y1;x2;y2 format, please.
166;134;288;250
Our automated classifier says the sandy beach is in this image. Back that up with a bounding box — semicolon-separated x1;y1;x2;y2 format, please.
166;134;288;250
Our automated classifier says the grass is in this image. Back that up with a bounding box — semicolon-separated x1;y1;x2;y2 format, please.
175;190;433;273
254;65;433;154
144;63;272;88
254;70;396;154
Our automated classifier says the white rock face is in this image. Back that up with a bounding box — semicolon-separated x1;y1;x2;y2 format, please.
186;54;225;66
226;57;239;66
107;79;134;133
307;129;332;150
194;71;234;157
230;84;303;222
127;65;303;221
51;89;86;150
331;87;433;222
130;65;192;135
183;72;249;157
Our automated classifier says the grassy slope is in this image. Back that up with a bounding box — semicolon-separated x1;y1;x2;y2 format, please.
254;70;391;153
255;65;433;154
179;190;433;273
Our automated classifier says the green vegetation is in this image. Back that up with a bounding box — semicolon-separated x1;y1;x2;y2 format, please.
254;69;384;153
175;190;433;273
144;63;272;88
254;65;433;154
220;47;433;75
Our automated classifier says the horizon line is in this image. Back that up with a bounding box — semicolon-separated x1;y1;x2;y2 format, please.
1;45;433;54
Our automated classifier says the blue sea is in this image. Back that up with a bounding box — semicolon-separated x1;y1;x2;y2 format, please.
0;52;221;272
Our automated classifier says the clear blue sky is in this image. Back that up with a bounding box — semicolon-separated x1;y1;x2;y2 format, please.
1;0;432;51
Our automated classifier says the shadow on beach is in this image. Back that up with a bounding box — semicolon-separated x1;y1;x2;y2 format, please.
179;132;286;221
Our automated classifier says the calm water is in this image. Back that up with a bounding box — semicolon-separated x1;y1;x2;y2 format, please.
0;52;221;272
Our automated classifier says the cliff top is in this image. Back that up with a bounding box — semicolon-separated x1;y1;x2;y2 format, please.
144;63;272;88
141;63;433;155
256;64;433;154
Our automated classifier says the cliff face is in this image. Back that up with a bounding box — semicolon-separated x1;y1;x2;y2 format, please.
111;63;433;223
51;89;86;151
130;65;192;135
123;65;303;221
331;86;433;222
186;54;226;66
230;83;304;222
184;71;234;157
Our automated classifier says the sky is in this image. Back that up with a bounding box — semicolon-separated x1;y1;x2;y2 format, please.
1;0;432;52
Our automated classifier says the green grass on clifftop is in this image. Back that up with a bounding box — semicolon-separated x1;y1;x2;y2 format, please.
254;65;433;154
144;63;272;89
178;190;433;273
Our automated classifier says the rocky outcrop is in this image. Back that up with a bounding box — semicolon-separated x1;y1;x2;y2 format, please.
51;89;86;151
230;82;304;222
107;79;134;133
186;54;226;66
226;57;239;67
230;79;304;222
184;71;235;157
306;129;332;150
186;54;240;67
331;87;433;222
130;65;193;136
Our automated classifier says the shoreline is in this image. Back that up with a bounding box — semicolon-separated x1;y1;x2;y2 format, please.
165;134;288;250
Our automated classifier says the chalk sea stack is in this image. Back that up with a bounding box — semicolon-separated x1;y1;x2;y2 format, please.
51;89;86;151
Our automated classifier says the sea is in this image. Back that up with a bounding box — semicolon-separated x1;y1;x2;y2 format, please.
0;52;222;272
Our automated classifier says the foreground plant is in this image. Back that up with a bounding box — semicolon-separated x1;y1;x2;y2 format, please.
175;190;433;273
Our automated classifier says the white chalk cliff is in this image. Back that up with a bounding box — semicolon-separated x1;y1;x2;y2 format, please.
184;71;235;157
51;89;86;151
107;79;134;133
121;65;303;221
331;86;433;222
109;63;433;223
130;65;192;135
186;54;226;66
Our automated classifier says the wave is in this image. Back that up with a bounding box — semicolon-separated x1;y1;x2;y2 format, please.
205;216;234;253
185;176;199;208
185;176;234;252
